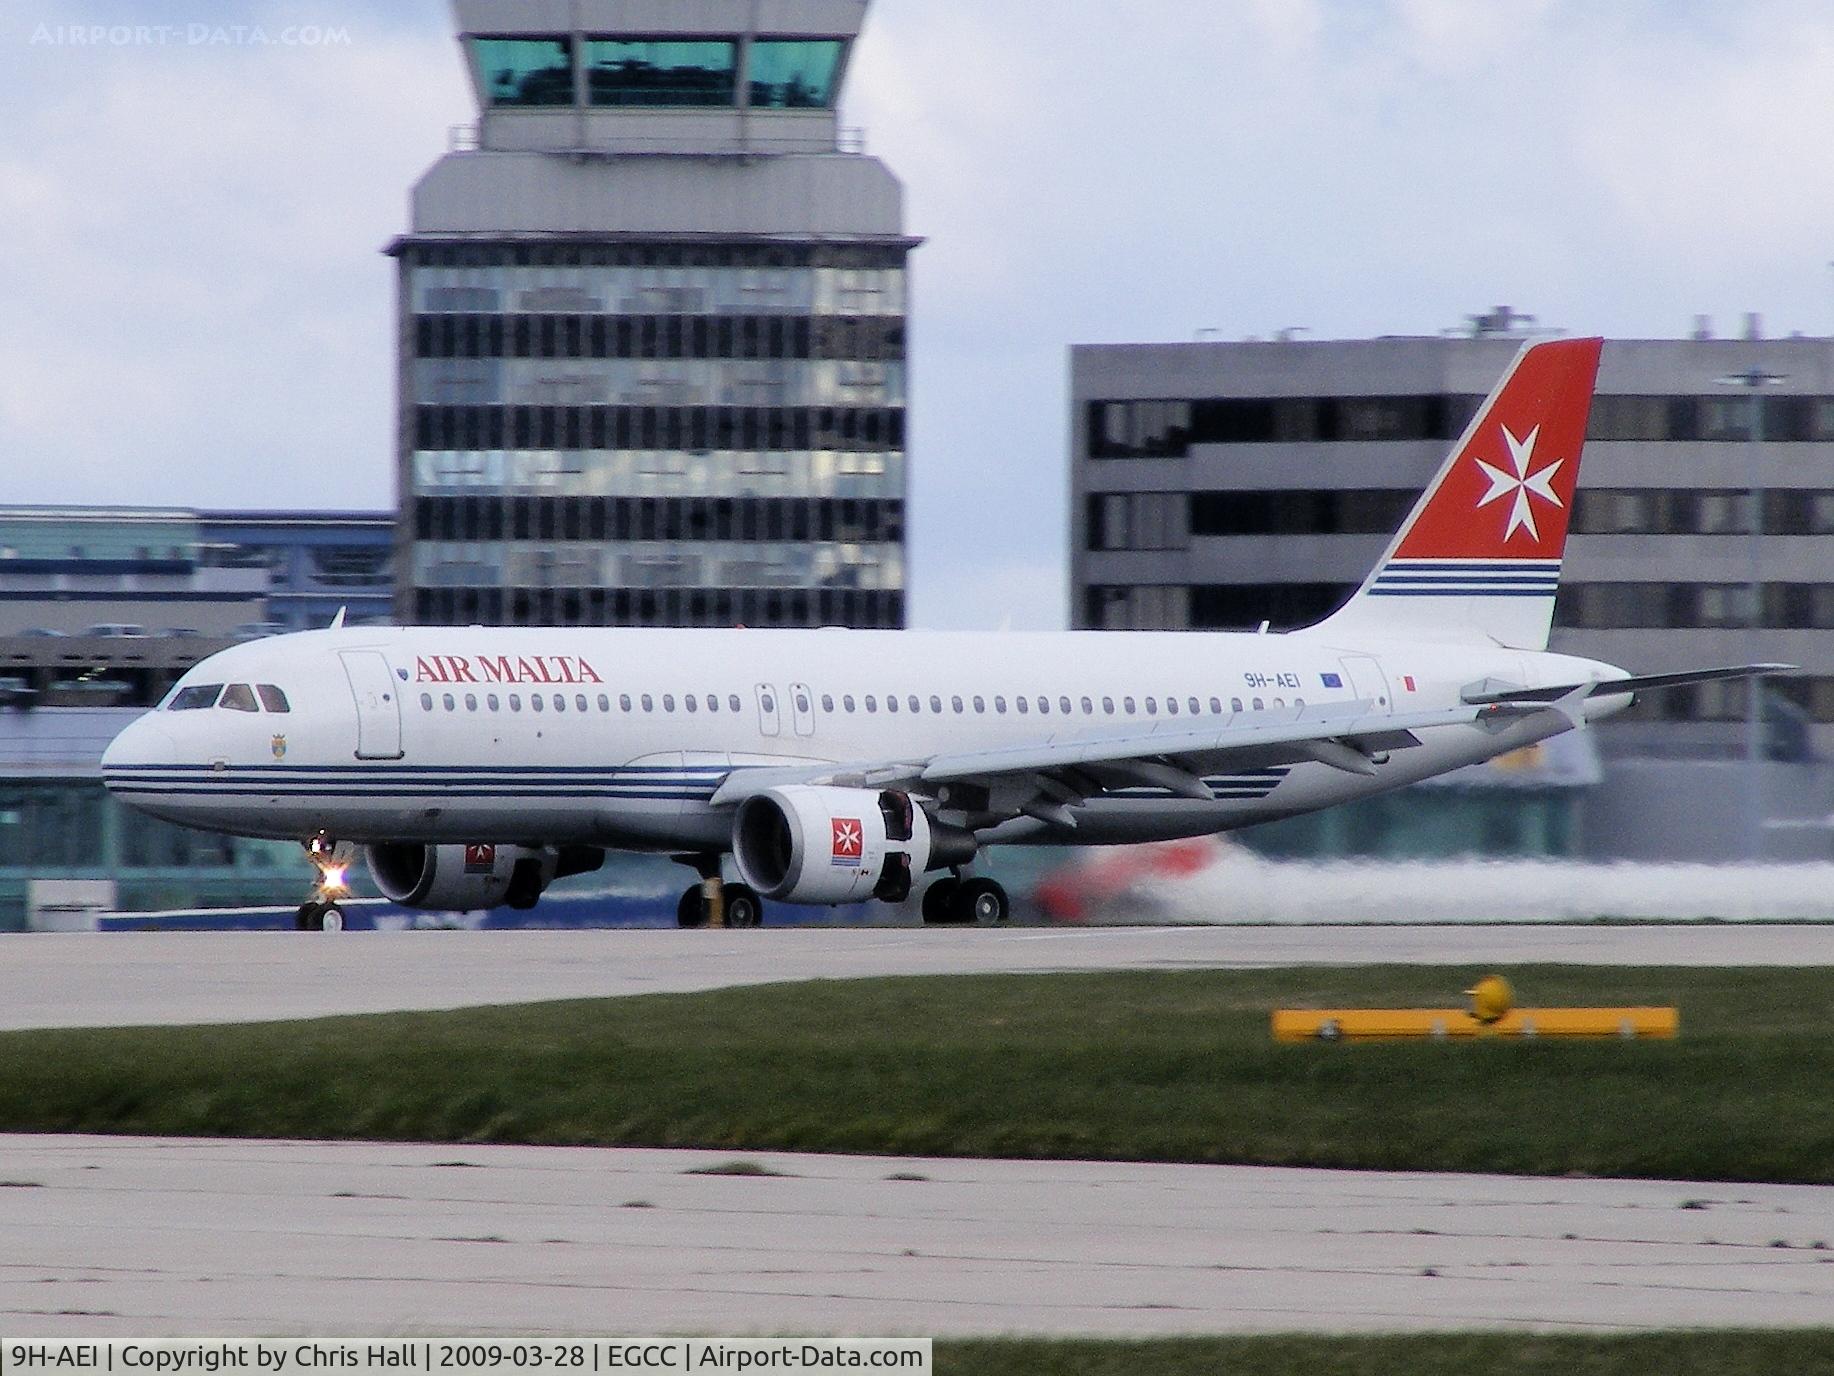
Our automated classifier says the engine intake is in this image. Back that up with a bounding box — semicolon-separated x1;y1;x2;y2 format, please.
732;786;975;905
365;843;602;912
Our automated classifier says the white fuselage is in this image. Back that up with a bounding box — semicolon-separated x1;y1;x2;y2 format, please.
101;625;1627;852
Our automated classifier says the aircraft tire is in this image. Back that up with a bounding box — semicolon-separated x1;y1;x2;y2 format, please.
953;878;1010;925
295;902;321;931
676;885;708;928
724;884;763;928
319;905;345;933
921;878;962;925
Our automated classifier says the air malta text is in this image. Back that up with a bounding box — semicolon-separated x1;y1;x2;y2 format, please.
414;654;603;686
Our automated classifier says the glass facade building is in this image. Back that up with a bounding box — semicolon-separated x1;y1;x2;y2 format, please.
395;1;914;629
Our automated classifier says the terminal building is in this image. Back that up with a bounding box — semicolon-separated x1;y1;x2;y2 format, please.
1069;316;1834;861
391;0;915;630
0;506;392;707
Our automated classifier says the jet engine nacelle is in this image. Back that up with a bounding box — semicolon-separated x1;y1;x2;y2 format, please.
365;842;602;912
732;786;976;905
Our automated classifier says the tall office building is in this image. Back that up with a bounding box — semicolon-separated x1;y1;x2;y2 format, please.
1069;320;1834;859
391;0;914;629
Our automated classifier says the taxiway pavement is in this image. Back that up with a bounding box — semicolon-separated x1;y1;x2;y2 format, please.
4;1135;1833;1337
6;924;1834;1030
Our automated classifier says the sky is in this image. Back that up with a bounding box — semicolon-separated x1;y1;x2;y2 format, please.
4;0;1834;629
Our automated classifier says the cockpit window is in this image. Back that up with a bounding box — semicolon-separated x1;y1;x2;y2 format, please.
219;683;260;712
168;684;224;711
256;684;290;713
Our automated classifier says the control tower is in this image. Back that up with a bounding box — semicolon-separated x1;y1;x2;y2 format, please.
389;0;915;629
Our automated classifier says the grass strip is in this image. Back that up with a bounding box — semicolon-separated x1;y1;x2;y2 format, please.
3;965;1834;1181
932;1331;1834;1376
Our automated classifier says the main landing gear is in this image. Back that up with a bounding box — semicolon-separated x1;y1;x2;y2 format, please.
296;834;351;932
673;855;762;929
920;875;1011;925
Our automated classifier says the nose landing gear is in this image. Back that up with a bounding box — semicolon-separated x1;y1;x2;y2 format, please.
296;834;353;932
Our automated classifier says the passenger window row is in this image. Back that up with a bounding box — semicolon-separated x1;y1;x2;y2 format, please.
415;688;1299;719
167;683;291;713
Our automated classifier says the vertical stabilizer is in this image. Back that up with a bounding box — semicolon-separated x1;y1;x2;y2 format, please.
1309;337;1602;649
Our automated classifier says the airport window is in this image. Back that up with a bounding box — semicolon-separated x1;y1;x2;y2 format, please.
420;693;433;711
586;39;737;107
470;37;574;107
1187;489;1415;539
1088;492;1188;551
219;684;259;713
747;39;843;108
255;685;290;713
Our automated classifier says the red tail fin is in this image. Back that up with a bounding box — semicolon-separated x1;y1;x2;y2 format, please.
1309;337;1603;648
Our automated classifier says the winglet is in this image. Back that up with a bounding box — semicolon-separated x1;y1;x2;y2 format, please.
329;606;347;630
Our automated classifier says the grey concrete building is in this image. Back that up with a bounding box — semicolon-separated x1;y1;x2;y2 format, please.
1069;321;1834;861
390;0;914;629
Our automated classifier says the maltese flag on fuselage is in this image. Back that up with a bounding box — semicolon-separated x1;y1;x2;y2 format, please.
1313;337;1603;651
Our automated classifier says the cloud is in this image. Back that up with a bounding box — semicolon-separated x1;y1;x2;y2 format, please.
6;0;1834;621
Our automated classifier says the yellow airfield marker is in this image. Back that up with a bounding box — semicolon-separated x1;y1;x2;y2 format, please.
1271;974;1678;1042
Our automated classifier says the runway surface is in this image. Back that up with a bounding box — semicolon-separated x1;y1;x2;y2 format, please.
8;924;1834;1030
4;1135;1833;1338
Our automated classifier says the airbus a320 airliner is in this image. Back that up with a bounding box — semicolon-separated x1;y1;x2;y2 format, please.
103;338;1786;930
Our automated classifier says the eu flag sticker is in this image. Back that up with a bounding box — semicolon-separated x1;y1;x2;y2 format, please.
1320;672;1343;688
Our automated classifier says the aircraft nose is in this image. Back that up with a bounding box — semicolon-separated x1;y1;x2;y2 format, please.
101;713;176;780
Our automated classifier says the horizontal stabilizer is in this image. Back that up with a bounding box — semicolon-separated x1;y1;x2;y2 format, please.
1462;663;1795;706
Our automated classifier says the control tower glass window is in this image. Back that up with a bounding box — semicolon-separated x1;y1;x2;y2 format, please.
747;40;843;108
470;37;574;107
586;39;738;107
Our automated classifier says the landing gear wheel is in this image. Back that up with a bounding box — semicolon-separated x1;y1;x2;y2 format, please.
953;878;1010;925
296;901;320;932
676;885;708;928
922;878;962;925
319;904;345;933
723;883;763;929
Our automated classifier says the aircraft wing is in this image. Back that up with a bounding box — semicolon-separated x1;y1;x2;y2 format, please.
708;697;1548;816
